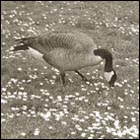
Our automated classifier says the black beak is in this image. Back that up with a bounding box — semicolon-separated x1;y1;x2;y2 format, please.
109;72;117;87
109;82;114;87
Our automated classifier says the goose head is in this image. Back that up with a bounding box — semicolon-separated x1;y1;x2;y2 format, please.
94;48;117;87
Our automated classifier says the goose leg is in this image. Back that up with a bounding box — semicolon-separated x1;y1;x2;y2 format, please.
60;73;65;85
75;70;89;82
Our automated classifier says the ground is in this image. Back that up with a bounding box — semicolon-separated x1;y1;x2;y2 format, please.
1;1;139;139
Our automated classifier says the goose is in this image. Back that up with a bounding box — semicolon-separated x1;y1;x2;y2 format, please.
12;31;117;87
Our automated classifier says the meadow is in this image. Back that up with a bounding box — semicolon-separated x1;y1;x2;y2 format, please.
1;1;139;139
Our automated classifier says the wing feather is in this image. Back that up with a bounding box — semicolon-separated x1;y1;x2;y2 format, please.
15;32;96;54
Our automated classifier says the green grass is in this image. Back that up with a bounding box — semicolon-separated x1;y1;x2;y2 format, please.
1;1;139;139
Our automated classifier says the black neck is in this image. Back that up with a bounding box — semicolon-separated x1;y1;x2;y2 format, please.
104;57;113;72
94;48;113;72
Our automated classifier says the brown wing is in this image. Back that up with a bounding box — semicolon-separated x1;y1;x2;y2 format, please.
15;32;97;54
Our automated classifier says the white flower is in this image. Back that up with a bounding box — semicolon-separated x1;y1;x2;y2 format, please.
114;120;120;129
61;121;67;125
2;88;6;92
131;117;136;122
1;99;7;104
21;132;26;136
19;87;24;90
81;132;86;137
39;111;51;121
33;128;40;136
118;97;123;102
75;92;79;96
57;96;62;101
39;82;44;86
17;67;22;71
22;105;27;110
71;131;76;135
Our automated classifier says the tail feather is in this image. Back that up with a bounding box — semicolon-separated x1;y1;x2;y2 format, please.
13;36;36;51
12;44;29;51
15;37;36;44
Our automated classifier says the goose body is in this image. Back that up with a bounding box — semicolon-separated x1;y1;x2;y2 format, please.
13;31;117;86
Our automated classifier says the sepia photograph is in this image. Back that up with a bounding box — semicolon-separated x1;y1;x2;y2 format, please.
1;1;139;139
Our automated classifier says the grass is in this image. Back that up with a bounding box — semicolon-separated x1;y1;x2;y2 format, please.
1;1;139;139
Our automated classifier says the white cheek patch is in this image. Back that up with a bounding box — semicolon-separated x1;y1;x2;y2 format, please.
104;71;114;82
27;47;45;62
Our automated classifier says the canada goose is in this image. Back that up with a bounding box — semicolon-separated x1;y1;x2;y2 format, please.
12;31;117;87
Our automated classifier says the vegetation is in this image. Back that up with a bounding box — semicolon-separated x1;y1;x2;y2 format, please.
1;1;139;139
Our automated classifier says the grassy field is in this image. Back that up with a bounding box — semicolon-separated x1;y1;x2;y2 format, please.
1;1;139;139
